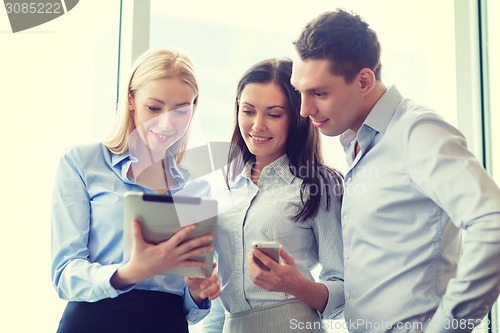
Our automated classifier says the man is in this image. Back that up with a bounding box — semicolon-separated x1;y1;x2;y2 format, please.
291;9;500;333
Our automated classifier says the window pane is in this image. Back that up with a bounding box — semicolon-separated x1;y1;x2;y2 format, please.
0;2;121;331
485;0;500;331
150;0;457;176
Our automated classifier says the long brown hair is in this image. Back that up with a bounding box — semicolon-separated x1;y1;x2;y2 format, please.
226;58;343;221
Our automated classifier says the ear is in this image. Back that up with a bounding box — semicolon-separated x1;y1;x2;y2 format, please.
358;68;376;95
128;93;135;112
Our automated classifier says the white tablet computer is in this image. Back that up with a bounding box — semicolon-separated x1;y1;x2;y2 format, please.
123;191;217;278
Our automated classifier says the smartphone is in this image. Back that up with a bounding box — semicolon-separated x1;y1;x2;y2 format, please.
252;241;280;271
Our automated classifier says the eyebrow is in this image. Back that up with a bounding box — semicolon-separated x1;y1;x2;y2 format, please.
303;86;328;93
147;98;192;108
241;102;286;111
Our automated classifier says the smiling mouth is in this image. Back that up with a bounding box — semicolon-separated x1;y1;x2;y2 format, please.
310;118;328;127
250;135;272;143
151;130;174;143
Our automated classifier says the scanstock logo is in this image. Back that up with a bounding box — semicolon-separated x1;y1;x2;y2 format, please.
4;0;79;33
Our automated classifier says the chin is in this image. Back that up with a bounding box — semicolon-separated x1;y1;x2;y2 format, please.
319;128;335;137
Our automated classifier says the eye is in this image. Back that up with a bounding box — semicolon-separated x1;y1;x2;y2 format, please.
147;105;162;112
313;92;326;97
268;114;281;119
172;106;192;116
241;110;255;115
174;109;189;116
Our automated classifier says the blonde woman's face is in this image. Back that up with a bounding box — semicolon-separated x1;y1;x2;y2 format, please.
130;77;196;160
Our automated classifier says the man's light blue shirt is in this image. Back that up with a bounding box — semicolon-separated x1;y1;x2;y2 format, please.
51;143;211;324
340;86;500;332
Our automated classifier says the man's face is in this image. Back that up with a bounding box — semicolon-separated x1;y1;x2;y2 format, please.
291;57;365;136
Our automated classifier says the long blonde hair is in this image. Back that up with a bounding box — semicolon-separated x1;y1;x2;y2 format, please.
104;48;199;162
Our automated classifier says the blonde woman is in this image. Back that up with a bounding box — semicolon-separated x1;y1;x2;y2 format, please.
51;48;220;333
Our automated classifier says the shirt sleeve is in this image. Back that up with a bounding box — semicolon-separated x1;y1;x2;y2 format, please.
201;296;225;332
182;285;211;325
51;150;131;302
405;115;500;332
312;173;345;320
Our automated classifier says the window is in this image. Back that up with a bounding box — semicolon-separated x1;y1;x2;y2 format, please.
148;0;458;176
484;0;500;331
1;1;120;331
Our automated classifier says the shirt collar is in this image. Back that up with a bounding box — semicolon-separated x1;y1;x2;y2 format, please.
111;148;189;184
270;154;294;184
111;150;129;167
363;85;403;134
169;150;190;183
240;154;295;185
339;85;403;148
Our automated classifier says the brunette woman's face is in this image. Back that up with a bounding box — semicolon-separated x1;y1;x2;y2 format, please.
130;77;196;160
238;82;291;167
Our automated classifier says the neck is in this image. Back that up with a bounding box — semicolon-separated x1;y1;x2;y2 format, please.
352;82;388;133
129;160;176;194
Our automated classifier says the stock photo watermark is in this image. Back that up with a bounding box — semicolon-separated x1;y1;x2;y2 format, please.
290;318;425;331
3;0;78;33
289;317;492;331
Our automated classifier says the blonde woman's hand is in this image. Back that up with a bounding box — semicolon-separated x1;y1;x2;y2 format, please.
111;220;213;289
185;262;221;306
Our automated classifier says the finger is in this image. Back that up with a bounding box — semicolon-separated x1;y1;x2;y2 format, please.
279;246;295;265
247;252;263;273
203;269;219;287
200;279;221;299
174;241;214;262
175;259;207;268
208;289;221;300
173;234;213;255
205;285;222;300
252;248;280;270
132;219;146;248
168;224;197;247
185;276;202;282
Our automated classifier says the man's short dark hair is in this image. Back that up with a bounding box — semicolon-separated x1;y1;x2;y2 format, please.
294;9;382;83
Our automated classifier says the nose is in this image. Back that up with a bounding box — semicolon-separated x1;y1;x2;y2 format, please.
157;112;173;130
299;94;317;118
252;113;266;131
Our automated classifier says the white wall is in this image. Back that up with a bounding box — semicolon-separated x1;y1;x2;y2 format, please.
0;1;119;331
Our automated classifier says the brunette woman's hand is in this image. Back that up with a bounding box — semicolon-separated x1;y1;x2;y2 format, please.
248;246;305;294
111;220;213;289
248;246;329;312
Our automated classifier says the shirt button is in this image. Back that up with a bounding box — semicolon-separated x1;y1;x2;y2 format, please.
274;179;280;184
266;169;271;174
347;177;352;182
343;215;348;222
344;253;349;260
346;292;351;299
